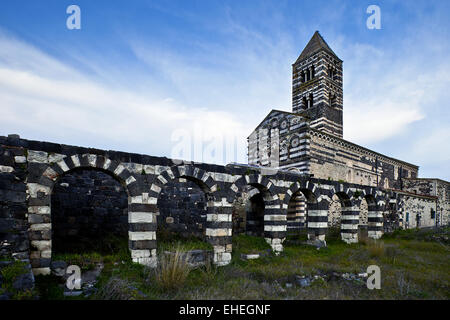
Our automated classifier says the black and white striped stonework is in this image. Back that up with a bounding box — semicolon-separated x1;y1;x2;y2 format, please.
287;193;306;232
26;153;146;275
306;199;328;242
149;165;233;266
340;205;359;243
229;174;286;253
367;203;383;239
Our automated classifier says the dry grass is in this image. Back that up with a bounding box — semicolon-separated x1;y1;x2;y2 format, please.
367;239;385;258
155;244;193;291
95;277;141;300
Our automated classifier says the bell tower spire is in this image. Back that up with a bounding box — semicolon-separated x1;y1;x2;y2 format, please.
292;31;343;138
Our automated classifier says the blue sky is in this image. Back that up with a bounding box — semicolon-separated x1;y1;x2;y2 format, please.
0;0;449;180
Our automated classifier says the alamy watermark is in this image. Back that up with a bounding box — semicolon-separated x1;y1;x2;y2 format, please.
367;265;381;289
366;5;381;30
66;5;81;30
66;265;82;290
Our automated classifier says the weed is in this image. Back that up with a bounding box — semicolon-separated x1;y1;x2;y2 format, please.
95;276;143;300
155;244;192;291
367;240;385;258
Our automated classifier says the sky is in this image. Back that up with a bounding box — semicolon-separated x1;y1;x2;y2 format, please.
0;0;449;180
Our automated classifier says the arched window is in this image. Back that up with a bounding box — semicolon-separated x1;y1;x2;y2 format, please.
329;93;336;107
309;94;314;108
302;96;308;110
384;177;389;189
328;67;334;80
346;170;352;183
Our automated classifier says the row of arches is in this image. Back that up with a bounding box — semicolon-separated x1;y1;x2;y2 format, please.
26;153;388;275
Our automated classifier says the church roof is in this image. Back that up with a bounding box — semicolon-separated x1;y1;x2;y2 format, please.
294;31;342;64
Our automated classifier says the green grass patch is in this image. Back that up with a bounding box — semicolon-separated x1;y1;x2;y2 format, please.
232;234;272;254
35;228;450;300
156;229;213;252
0;260;36;299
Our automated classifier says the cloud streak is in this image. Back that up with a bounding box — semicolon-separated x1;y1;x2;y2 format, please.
0;3;449;180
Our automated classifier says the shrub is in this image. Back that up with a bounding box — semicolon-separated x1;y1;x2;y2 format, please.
155;244;192;291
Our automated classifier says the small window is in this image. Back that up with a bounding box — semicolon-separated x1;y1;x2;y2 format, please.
406;212;409;222
431;208;435;219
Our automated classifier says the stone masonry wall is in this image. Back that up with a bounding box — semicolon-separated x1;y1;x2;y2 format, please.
51;169;128;254
309;130;418;190
0;140;35;298
1;134;446;296
157;178;207;239
403;178;450;227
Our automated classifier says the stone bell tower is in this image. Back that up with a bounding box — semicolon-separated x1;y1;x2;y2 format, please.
292;31;343;138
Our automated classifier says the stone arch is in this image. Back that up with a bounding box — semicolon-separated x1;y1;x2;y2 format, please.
229;174;285;253
230;186;260;235
284;181;329;244
243;187;265;237
150;165;232;266
331;192;359;243
26;153;151;276
287;190;306;234
363;191;384;239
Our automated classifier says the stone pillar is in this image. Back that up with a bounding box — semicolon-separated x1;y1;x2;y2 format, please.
340;205;359;243
287;194;306;232
309;67;313;80
27;183;52;276
128;193;158;268
263;194;286;254
367;203;383;239
307;199;328;245
206;197;233;266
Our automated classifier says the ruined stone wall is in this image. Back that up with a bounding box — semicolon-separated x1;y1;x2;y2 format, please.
157;178;207;239
0;134;399;296
328;195;342;227
0;141;34;298
0;143;29;261
400;195;437;229
403;178;450;226
51;169;128;253
437;180;450;226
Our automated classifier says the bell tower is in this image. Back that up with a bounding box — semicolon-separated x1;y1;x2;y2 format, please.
292;31;343;138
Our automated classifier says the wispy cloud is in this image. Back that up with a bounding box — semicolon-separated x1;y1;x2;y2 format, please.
0;31;250;165
0;2;449;181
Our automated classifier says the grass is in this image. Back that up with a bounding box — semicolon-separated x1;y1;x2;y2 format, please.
156;229;213;251
154;243;193;291
232;234;272;254
0;260;35;300
33;227;450;300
